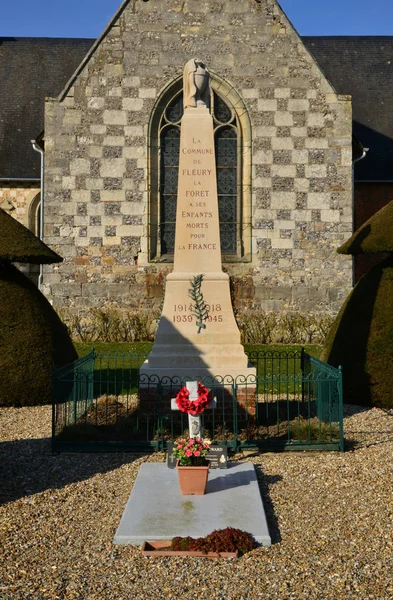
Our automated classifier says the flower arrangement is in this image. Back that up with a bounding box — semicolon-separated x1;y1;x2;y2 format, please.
172;437;210;466
175;382;209;415
170;528;258;555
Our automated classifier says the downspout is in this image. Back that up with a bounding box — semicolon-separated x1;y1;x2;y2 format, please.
352;147;369;286
353;147;369;166
31;140;44;290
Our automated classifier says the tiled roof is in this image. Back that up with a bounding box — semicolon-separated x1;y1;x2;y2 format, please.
0;35;392;180
303;36;393;181
0;37;93;179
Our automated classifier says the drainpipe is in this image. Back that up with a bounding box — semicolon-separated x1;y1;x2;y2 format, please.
31;140;44;290
351;147;369;286
353;147;369;166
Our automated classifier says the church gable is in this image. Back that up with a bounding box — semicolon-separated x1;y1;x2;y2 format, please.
43;0;352;316
59;0;340;100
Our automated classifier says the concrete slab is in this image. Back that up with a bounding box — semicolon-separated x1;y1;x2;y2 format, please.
114;462;271;547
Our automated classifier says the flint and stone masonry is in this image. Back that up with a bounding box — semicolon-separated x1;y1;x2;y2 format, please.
43;0;353;316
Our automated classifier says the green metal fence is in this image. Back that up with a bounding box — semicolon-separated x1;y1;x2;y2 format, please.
52;349;344;453
52;352;95;431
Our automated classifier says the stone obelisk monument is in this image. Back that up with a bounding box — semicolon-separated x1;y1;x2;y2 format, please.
141;59;255;380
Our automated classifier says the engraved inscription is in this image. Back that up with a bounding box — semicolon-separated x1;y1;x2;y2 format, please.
172;304;223;324
177;133;220;253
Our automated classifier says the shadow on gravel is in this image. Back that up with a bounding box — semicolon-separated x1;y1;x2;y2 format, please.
0;437;144;506
254;465;282;544
207;468;257;493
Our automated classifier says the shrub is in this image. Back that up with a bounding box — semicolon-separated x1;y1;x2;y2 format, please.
59;307;333;346
58;307;158;343
0;264;77;406
170;528;257;555
237;311;333;345
321;256;393;408
337;199;393;254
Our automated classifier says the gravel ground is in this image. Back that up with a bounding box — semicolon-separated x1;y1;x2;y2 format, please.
1;404;393;600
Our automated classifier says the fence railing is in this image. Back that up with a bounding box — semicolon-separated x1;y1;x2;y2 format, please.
52;351;95;431
52;348;344;453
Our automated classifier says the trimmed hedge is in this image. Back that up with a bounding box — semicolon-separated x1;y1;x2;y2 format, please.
321;256;393;408
338;200;393;255
0;208;62;264
0;264;77;406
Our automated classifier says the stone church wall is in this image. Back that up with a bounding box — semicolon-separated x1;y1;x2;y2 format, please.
43;0;353;316
0;185;40;229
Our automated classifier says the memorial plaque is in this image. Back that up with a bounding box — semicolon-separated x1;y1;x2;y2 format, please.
167;442;228;469
205;445;228;469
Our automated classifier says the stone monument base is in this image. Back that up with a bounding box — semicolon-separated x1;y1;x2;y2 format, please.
113;462;271;547
140;271;256;382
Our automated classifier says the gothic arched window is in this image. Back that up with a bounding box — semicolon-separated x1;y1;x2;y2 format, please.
149;79;251;263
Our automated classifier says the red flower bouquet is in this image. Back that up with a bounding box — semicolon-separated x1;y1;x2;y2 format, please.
173;437;210;466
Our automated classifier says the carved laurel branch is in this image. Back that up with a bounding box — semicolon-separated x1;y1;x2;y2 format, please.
188;274;209;334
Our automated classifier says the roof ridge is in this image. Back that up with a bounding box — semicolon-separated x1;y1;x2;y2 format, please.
0;36;95;42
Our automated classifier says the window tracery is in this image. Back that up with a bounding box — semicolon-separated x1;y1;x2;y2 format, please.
149;79;251;263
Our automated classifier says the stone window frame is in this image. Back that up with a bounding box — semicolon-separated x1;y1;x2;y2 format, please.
23;191;41;284
148;73;252;263
28;191;41;237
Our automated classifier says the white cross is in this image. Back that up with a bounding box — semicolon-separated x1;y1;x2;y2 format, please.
171;381;217;438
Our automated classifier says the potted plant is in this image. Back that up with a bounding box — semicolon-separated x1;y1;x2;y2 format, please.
173;436;211;495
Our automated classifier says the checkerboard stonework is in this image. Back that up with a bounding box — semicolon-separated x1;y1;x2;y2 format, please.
42;0;352;318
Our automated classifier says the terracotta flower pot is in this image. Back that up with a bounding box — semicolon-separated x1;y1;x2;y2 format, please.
176;460;210;495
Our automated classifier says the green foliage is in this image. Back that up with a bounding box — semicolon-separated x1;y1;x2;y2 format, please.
74;341;320;359
289;418;340;442
62;305;330;347
321;256;393;408
74;341;153;358
0;264;77;406
243;344;321;357
0;208;62;264
170;528;257;555
337;199;393;254
238;311;334;345
188;274;209;333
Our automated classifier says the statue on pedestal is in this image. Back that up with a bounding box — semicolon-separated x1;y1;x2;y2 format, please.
183;58;210;109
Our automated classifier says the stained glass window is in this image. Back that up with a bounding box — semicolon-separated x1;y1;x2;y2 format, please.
160;126;180;254
215;127;237;254
159;91;239;257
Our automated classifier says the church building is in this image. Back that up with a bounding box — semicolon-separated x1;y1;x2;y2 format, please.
1;0;392;318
